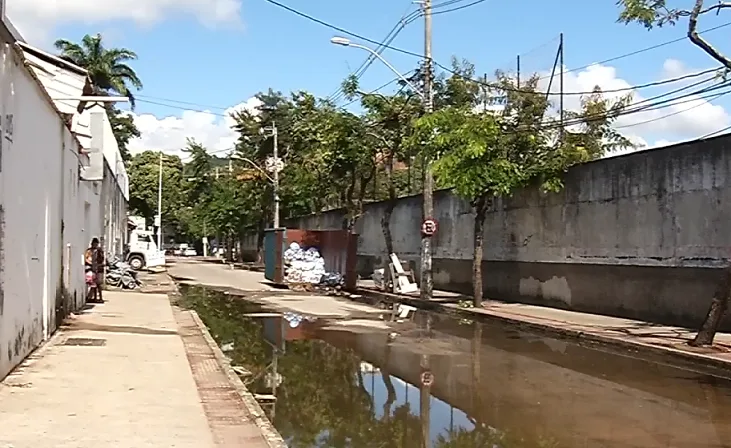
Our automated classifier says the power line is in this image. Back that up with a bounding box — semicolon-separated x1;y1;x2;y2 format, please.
261;0;731;97
431;0;490;15
542;21;731;81
329;4;419;103
136;98;229;116
341;76;407;108
614;89;731;129
700;123;731;139
136;94;229;111
262;0;423;58
437;64;720;96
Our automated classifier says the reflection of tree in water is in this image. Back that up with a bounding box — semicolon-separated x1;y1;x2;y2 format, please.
435;426;561;448
180;286;424;447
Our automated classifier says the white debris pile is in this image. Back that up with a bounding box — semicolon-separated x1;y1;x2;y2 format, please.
283;242;326;284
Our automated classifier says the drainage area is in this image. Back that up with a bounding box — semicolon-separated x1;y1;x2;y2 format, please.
179;285;731;448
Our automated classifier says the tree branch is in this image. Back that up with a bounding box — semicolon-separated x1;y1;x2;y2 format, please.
687;0;731;68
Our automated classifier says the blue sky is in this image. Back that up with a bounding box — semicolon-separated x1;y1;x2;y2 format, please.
8;0;731;156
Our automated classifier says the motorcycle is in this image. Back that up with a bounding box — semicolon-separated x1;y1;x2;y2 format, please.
106;255;142;290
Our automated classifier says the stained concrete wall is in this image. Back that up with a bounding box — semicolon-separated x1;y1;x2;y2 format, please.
0;38;126;380
0;42;65;378
285;137;731;329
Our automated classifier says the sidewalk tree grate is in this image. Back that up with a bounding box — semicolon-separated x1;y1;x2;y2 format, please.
62;337;107;346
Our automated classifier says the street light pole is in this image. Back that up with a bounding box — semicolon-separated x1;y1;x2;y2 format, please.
330;37;424;100
272;121;280;228
420;0;434;301
157;151;163;249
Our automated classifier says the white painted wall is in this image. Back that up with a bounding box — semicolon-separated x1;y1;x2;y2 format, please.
0;43;62;378
0;40;122;380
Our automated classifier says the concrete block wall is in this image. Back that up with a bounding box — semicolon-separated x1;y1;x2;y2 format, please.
285;137;731;329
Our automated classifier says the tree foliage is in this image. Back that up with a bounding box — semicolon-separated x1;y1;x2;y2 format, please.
54;32;143;164
617;0;731;69
127;151;184;227
55;33;143;106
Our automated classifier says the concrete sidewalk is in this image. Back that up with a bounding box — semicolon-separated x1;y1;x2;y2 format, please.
0;288;280;448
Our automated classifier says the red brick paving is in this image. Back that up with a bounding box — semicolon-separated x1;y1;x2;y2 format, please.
174;308;272;447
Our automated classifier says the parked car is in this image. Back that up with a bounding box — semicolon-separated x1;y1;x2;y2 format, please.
183;247;197;257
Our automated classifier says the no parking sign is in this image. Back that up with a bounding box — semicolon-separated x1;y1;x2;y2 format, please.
421;219;438;237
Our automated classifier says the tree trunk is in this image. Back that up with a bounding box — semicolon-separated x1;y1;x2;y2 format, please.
472;197;488;307
381;154;396;258
691;266;731;346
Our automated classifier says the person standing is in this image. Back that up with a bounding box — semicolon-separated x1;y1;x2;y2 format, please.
84;237;105;303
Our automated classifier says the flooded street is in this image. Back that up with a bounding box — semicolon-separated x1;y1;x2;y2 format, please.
179;285;731;448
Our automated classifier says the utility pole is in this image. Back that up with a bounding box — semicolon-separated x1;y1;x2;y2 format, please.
516;55;521;88
272;121;280;228
156;152;163;249
559;32;564;143
420;0;434;301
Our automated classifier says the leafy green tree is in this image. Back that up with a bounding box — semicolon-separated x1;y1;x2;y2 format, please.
55;33;143;106
343;76;421;256
617;0;730;346
415;72;631;306
105;106;139;162
127;151;184;228
183;139;214;204
55;33;143;164
618;0;731;68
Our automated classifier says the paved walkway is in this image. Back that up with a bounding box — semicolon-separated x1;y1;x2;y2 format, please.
168;258;274;292
0;287;275;448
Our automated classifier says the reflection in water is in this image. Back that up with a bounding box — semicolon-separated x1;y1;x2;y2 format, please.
179;285;731;448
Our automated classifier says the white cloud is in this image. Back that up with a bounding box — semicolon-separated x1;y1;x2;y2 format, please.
538;60;730;154
6;0;242;45
127;97;262;160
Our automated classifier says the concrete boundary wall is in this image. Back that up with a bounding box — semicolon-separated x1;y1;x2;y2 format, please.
280;136;731;329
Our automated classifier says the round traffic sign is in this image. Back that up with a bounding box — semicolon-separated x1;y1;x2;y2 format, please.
421;371;434;387
421;219;438;237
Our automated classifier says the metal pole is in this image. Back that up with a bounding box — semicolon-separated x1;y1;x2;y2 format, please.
559;32;564;143
516;55;521;88
157;151;163;249
420;0;434;301
272;121;280;228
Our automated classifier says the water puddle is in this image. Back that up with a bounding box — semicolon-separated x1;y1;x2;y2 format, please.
179;285;731;448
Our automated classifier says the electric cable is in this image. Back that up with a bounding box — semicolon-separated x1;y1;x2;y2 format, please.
262;0;731;95
329;3;420;103
699;123;731;139
431;0;490;15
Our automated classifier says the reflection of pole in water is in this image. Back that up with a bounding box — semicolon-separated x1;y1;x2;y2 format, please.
471;323;483;425
420;354;431;448
270;349;279;421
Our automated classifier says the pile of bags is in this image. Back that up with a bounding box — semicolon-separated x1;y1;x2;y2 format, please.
282;242;346;287
283;242;327;284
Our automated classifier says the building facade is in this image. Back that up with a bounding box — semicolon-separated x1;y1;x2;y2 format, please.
0;18;129;380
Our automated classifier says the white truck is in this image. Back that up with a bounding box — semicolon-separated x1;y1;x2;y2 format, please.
126;216;166;270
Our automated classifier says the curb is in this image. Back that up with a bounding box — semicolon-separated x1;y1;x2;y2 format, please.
169;277;287;448
355;287;731;379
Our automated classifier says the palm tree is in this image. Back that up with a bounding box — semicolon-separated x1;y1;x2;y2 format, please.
54;33;143;108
